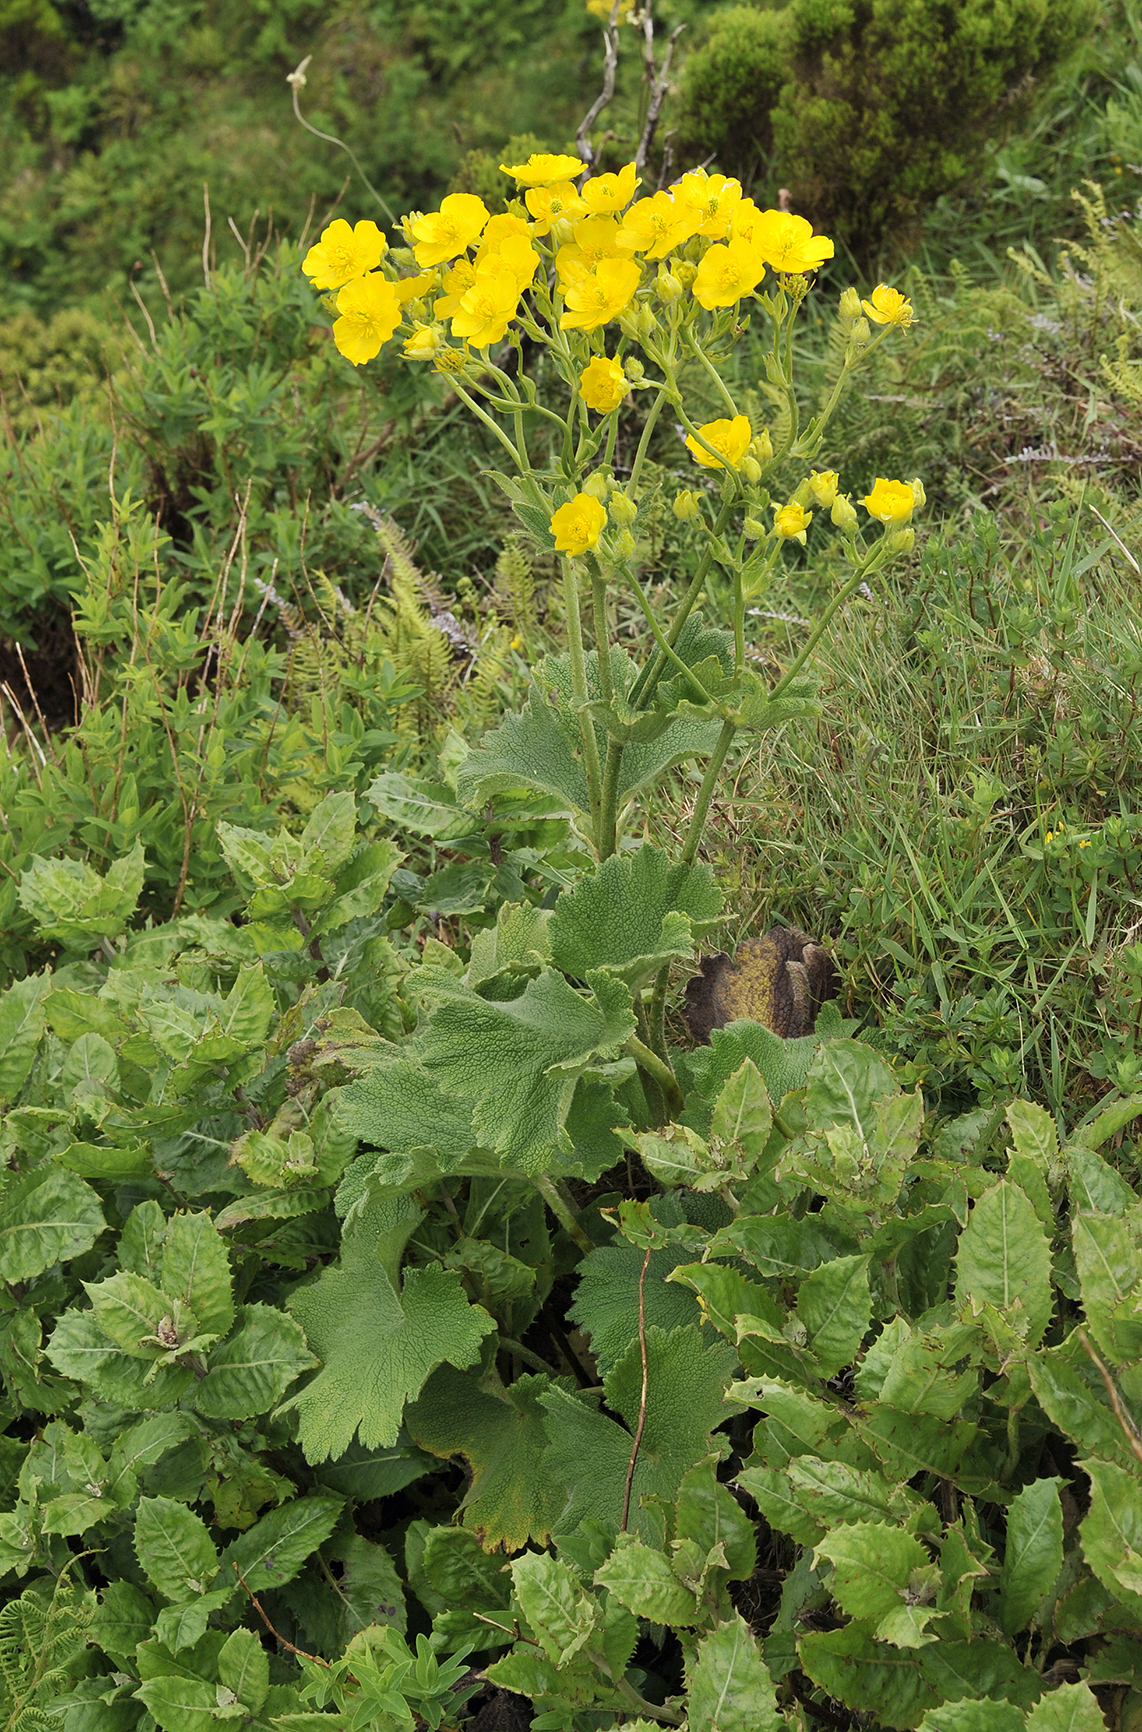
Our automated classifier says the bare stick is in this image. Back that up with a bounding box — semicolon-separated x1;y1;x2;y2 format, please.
232;1562;329;1665
577;4;621;170
635;4;685;174
202;184;213;289
1078;1330;1142;1468
620;1246;652;1531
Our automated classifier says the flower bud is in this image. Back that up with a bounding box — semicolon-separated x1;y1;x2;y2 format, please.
739;455;762;484
550;217;577;249
403;324;443;360
908;476;927;510
614;528;637;559
655;267;683;304
750;430;773;462
774;502;812;543
808;469;839;508
637;303;658;336
838;286;862;323
609;492;637;524
390;245;418;268
849;317;871;346
624;357;645;382
744;516;766;540
673;489;701;521
887;527;915;554
582;471;611;500
830;493;858;531
673;259;697;288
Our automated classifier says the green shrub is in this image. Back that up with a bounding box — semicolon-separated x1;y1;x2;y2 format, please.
671;4;793;185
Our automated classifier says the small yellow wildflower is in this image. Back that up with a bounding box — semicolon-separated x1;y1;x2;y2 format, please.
620;189;698;258
751;211;835;275
450;265;520;348
478;213;534;252
501;152;584;186
394;271;437;306
587;0;635;19
556;216;630;281
332;273;402;366
403;324;444;360
807;470;839;508
434;259;477;319
774;502;812;543
525;181;587;235
408;194;490;267
510;633;525;649
551;492;607;556
862;478;916;523
685;414;752;471
579;355;628;414
677;169;742;240
302;218;386;290
1078;838;1092;848
559;256;641;330
1044;831;1054;845
692;237;766;310
479;231;539;294
581;163;640;217
861;283;914;327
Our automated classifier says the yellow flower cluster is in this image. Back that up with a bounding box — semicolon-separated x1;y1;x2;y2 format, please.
301;157;847;367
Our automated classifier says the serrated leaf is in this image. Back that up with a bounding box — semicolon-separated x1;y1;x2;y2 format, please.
19;841;145;948
335;1055;477;1170
916;1704;1024;1732
135;1497;218;1601
1024;1681;1108;1730
540;1326;736;1539
299;791;358;875
220;1495;343;1596
595;1535;698;1625
954;1180;1052;1347
90;1581;155;1663
134;1673;220;1732
1028;1337;1137;1467
688;1615;784;1732
674;1458;757;1582
86;1271;172;1358
216;964;275;1048
0;972;51;1101
1006;1099;1057;1169
815;1521;936;1640
1072;1210;1142;1362
799;1623;937;1729
159;1212;234;1340
415;969;634;1174
998;1477;1063;1635
283;1188;494;1461
366;772;466;838
797;1253;871;1378
1079;1457;1142;1615
571;1241;702;1374
466;900;552;988
218;1628;269;1713
512;1551;598;1665
0;1165;104;1282
194;1303;316;1419
405;1366;565;1553
1067;1144;1137;1216
710;1058;773;1161
548;845;721;987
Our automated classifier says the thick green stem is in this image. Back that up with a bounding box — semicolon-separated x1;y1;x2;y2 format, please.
630;574;714;706
534;1174;594;1255
688;336;739;415
562;561;603;845
628;388;667;493
591;572;613;701
629;496;737;711
451;383;521;466
732;566;745;680
647;964;669;1067
768;561;876;704
625;1035;684;1115
681;718;737;868
598;738;624;860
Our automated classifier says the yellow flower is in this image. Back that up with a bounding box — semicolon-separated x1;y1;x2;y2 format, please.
501;152;584;186
551;492;607;556
478;212;533;253
480;230;539;294
555;216;630;282
751;211;835;275
729;197;764;248
559;256;641;330
620;189;698;258
692;237;766;310
403;324;444;359
525;181;587;235
685;414;752;471
861;283;914;327
302;218;387;290
332;273;402;366
434;258;477;319
587;0;634;19
862;478;915;523
581;163;640;217
579;355;627;413
394;271;437;306
450;265;521;348
408;193;490;267
807;470;839;508
677;169;742;240
774;502;812;543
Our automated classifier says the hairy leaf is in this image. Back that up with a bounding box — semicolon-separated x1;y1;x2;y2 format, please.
1079;1456;1142;1614
548;845;721;986
571;1241;701;1373
195;1304;316;1419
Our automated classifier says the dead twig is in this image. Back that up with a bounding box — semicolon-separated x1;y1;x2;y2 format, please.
620;1245;653;1531
1078;1330;1142;1468
231;1562;329;1665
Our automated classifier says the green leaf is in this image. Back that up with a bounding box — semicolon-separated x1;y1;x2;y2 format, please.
571;1241;702;1374
1024;1681;1109;1731
299;791;358;875
195;1304;316;1419
548;845;721;987
797;1040;922;1209
133;1674;220;1732
685;1018;825;1109
815;1521;938;1647
366;772;467;838
1006;1099;1057;1169
512;1551;598;1665
916;1705;1025;1732
688;1615;784;1732
220;1495;343;1596
710;1058;773;1162
57;1141;153;1182
90;1581;156;1664
217;1628;268;1713
797;1254;872;1378
466;901;553;989
998;1477;1064;1635
134;1497;218;1602
0;1166;104;1282
0;972;50;1101
1079;1456;1142;1613
216;964;275;1048
954;1180;1053;1346
855;1407;980;1482
406;1366;566;1553
540;1327;736;1539
1072;1210;1142;1362
86;1271;172;1358
335;1055;478;1170
1028;1337;1137;1467
19;840;145;948
415;969;634;1174
283;1187;495;1461
594;1535;699;1625
673;1457;757;1583
917;1637;1045;1708
159;1212;234;1340
799;1623;937;1729
1067;1144;1137;1216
